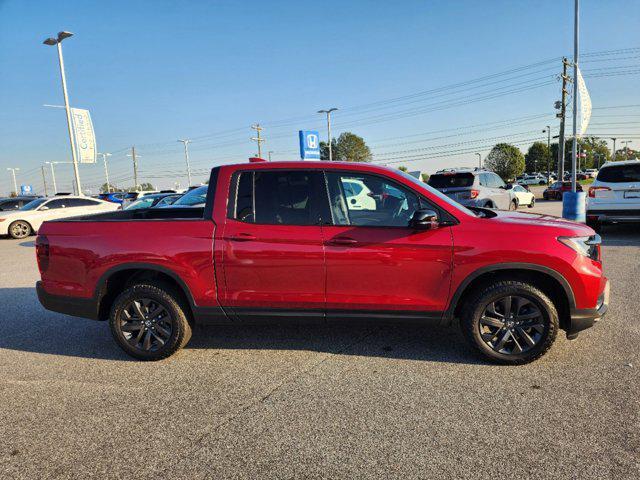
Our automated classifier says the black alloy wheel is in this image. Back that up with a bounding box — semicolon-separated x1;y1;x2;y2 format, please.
479;295;544;355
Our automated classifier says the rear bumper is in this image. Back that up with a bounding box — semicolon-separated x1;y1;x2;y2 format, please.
566;279;610;338
587;209;640;223
36;281;100;320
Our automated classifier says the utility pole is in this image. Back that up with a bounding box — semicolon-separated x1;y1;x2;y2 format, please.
7;168;19;196
570;0;579;193
128;147;139;190
268;151;273;162
41;166;48;196
45;162;58;194
611;137;617;162
318;108;338;161
543;126;551;180
475;153;481;168
177;139;193;186
98;152;112;192
43;32;82;196
557;58;570;182
250;124;265;158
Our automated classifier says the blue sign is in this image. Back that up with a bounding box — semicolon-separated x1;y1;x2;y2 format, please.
299;130;321;160
20;185;33;195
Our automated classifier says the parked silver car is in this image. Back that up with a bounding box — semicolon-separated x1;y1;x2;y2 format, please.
427;168;517;210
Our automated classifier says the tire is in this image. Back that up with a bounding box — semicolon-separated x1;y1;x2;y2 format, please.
586;218;602;233
509;199;518;211
8;220;32;239
528;197;535;208
460;280;559;365
109;282;192;360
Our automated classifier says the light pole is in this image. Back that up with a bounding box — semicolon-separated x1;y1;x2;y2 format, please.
318;108;338;161
45;162;58;194
98;153;112;192
177;139;192;186
43;31;82;196
611;137;617;162
7;168;19;195
570;0;579;193
475;153;481;168
268;151;273;161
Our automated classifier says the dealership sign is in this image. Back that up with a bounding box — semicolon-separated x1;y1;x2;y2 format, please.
299;130;321;160
20;185;33;195
71;108;97;164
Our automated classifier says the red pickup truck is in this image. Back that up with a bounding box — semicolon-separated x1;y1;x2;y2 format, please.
36;161;609;364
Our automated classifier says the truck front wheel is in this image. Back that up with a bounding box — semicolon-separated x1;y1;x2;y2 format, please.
109;282;192;360
460;281;558;364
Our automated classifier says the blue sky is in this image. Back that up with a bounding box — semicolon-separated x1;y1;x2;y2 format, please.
1;0;638;194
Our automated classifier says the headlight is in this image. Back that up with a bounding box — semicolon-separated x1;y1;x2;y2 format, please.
558;234;601;261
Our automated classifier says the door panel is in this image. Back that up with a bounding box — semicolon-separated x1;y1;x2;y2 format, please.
323;171;454;314
220;170;327;314
323;225;453;312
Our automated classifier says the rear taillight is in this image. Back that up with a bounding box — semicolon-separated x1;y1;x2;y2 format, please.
470;189;479;199
588;186;611;198
35;235;50;272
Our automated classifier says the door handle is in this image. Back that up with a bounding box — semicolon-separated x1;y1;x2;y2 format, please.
329;236;358;245
227;233;257;242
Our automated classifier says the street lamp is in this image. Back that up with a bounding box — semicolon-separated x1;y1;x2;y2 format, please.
43;31;83;196
318;108;338;161
177;139;192;186
98;153;112;192
7;168;20;196
475;153;482;168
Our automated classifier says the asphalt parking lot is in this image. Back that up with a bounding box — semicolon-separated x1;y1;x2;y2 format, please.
0;201;638;479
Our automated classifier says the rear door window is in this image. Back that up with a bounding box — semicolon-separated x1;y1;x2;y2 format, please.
597;164;640;183
230;170;327;225
427;173;474;189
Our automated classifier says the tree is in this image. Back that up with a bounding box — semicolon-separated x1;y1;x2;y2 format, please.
421;173;430;183
320;132;371;162
524;142;550;174
100;183;118;193
319;139;337;161
127;183;155;192
484;143;525;181
398;166;408;172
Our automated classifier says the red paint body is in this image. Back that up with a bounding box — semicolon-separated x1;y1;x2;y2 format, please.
37;162;608;327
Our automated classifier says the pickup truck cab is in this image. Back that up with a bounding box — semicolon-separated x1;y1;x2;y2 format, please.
36;161;609;364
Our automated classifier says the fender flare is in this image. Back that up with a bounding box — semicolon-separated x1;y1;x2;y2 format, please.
94;262;197;309
445;262;576;318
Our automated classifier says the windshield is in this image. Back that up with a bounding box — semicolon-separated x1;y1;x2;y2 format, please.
125;197;155;210
427;172;475;188
395;169;475;217
172;186;208;206
20;198;48;211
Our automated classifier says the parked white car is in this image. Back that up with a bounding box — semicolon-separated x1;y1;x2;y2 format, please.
0;196;119;239
586;160;640;231
341;179;376;210
511;184;536;208
517;174;547;186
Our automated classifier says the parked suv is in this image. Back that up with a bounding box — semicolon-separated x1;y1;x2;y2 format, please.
36;161;609;364
587;160;640;231
427;168;517;210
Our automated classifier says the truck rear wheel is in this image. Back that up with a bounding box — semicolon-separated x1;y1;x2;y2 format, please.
109;282;192;360
460;281;558;364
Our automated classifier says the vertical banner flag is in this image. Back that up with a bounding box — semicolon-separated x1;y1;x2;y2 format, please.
576;67;591;137
299;130;321;160
70;108;97;163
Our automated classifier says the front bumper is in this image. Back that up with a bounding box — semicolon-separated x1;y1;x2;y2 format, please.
566;279;610;338
36;281;100;320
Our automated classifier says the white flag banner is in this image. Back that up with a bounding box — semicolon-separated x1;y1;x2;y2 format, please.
576;67;591;137
70;108;97;163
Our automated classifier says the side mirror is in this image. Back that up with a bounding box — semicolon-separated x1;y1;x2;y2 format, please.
409;208;439;230
504;184;513;190
38;206;49;211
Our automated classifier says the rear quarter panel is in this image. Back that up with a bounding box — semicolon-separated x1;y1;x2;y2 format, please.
38;220;218;307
